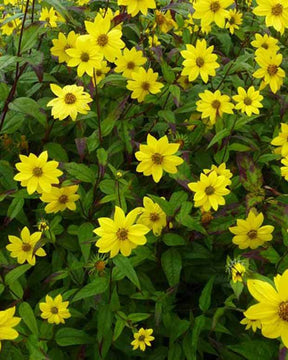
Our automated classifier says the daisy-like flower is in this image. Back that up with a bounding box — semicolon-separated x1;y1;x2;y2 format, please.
280;156;288;180
230;262;246;283
114;48;146;79
0;14;21;36
6;227;46;266
40;295;71;325
37;219;49;232
85;14;125;62
253;51;285;94
240;317;262;332
118;0;156;17
127;68;163;102
40;185;80;214
47;84;92;121
93;206;150;257
244;270;288;346
271;123;288;156
14;151;62;194
137;197;167;236
92;61;110;85
251;33;279;55
253;0;288;34
154;10;177;33
39;7;58;28
203;163;233;185
180;39;220;83
225;9;243;34
193;0;234;28
188;171;231;211
131;328;155;351
232;86;263;116
66;36;103;77
135;134;184;183
0;307;21;351
148;34;161;47
196;90;234;125
50;31;79;64
229;210;274;249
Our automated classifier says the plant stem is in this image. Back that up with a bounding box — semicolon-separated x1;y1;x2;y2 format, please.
93;69;102;144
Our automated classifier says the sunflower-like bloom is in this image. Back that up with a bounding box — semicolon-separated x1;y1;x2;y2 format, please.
280;156;288;180
14;151;62;194
271;123;288;156
188;171;230;211
92;61;110;85
137;197;167;236
244;270;288;347
40;295;71;324
251;33;279;55
0;14;21;36
118;0;156;17
240;317;262;332
253;0;288;34
181;39;219;83
40;185;80;213
229;210;274;249
203;162;233;185
0;307;21;351
135;134;184;183
230;262;246;283
131;328;155;351
114;48;146;78
232;86;263;116
193;0;234;28
93;206;150;257
47;84;92;121
50;31;79;64
39;7;58;28
225;9;243;34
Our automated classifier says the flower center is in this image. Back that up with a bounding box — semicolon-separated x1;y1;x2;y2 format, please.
22;243;32;252
127;61;135;70
156;14;166;25
150;212;160;222
116;228;128;241
151;153;163;165
80;52;90;62
95;260;106;271
33;167;43;177
96;70;102;76
261;43;268;49
247;230;257;239
97;34;108;47
64;44;71;51
229;16;236;25
64;93;77;104
212;99;221;109
279;302;288;321
8;22;14;28
58;195;68;204
138;335;145;341
196;57;205;67
141;81;150;91
51;306;59;314
244;97;252;105
210;1;220;12
205;186;215;195
271;4;283;16
267;64;278;76
45;17;50;23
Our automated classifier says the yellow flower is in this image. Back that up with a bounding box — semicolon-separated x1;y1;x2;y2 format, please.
148;34;160;47
271;123;288;156
240;317;262;332
85;14;125;62
181;39;219;83
66;35;103;77
177;76;191;90
0;307;21;351
77;0;90;5
14;151;62;194
232;86;263;116
280;156;288;180
251;33;279;55
253;51;285;94
135;134;184;183
40;295;71;324
196;90;234;125
193;0;234;28
231;262;246;283
93;206;150;257
188;171;231;211
118;0;156;17
39;7;58;28
253;0;288;34
244;270;288;347
126;68;163;103
0;14;21;36
225;9;243;34
47;84;92;121
91;61;110;85
229;210;274;249
203;163;233;185
137;197;167;236
6;227;46;266
37;219;49;232
114;48;146;78
50;31;79;64
40;185;80;213
131;328;155;351
154;10;177;33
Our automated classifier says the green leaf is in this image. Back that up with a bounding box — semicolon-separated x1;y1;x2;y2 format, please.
64;162;95;183
55;328;94;346
161;249;182;287
71;277;109;303
208;129;230;149
8;97;46;126
127;313;151;322
43;143;68;162
113;255;141;289
19;302;38;337
5;264;31;285
227;340;278;360
113;318;126;341
191;315;206;360
7;198;24;220
199;276;215;312
20;23;44;53
77;223;93;263
163;233;186;246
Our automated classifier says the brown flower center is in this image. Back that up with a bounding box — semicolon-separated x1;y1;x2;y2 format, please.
51;306;59;314
271;4;283;16
138;335;145;341
64;44;71;51
96;70;102;76
33;167;43;177
150;212;160;222
229;16;236;25
116;228;128;241
212;99;221;109
244;97;252;106
151;153;163;165
45;17;50;23
22;243;32;252
279;301;288;321
127;61;135;70
141;81;150;91
58;195;68;204
97;34;108;47
80;52;90;62
196;57;205;67
267;64;278;76
156;14;166;25
210;1;220;12
95;260;106;271
64;93;77;104
261;43;269;49
247;230;257;239
205;186;215;195
8;22;14;28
